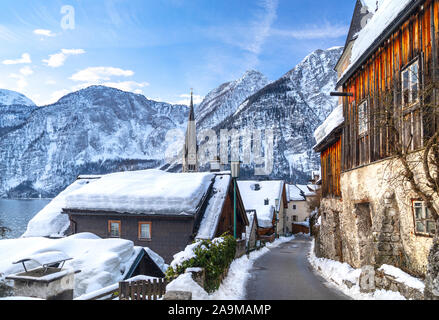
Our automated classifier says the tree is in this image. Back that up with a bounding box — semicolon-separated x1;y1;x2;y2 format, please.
366;67;439;299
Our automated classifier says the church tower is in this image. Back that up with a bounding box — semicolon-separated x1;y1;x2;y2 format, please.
182;89;198;172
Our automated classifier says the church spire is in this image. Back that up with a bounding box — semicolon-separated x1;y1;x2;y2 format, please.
182;89;198;173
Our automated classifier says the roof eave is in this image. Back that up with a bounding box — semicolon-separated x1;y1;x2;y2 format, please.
337;0;424;88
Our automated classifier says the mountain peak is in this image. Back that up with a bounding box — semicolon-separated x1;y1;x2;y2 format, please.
0;89;36;107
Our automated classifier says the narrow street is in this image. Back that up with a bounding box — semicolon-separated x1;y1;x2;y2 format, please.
245;235;350;300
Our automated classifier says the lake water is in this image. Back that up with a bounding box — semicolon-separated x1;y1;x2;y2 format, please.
0;199;51;239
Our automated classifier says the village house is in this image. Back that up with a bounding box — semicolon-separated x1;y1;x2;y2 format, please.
237;180;288;240
315;0;439;286
62;170;248;263
285;184;316;234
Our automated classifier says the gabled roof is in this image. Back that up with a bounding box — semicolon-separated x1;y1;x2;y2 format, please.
237;180;285;229
338;0;421;87
287;185;306;202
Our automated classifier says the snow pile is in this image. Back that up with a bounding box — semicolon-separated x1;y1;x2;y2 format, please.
169;241;203;269
166;273;210;300
64;170;215;215
0;233;151;298
22;178;98;238
308;240;406;300
314;104;344;147
344;0;412;78
237;181;284;228
196;174;231;240
378;264;425;291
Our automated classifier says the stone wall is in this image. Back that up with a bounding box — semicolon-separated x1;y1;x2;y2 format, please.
317;151;435;278
340;156;433;276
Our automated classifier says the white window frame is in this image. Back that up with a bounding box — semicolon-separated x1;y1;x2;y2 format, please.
413;201;435;237
138;222;152;241
401;59;420;108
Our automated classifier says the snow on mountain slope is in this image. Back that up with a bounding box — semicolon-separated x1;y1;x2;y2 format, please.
212;47;343;183
196;70;269;131
0;47;342;197
0;89;36;107
0;86;188;198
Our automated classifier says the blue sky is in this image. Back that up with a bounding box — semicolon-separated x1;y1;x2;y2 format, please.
0;0;356;106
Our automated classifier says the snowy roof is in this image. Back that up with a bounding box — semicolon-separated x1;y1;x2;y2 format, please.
340;0;414;85
64;169;215;216
196;174;232;240
296;185;317;198
23;177;99;238
313;104;344;150
287;185;306;202
237;180;284;228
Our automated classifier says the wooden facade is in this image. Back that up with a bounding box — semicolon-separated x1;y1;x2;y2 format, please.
321;138;342;198
341;0;439;172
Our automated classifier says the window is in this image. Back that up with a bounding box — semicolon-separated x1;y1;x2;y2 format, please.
108;220;121;238
264;199;269;205
402;60;419;107
138;222;152;240
413;201;436;236
358;100;368;136
293;216;298;222
293;205;297;210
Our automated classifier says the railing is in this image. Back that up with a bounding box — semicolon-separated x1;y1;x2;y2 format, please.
119;278;168;300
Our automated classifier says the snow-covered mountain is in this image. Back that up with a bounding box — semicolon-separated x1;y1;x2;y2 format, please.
195;70;269;131
0;89;35;107
211;47;343;182
0;90;37;136
0;86;188;198
0;47;342;198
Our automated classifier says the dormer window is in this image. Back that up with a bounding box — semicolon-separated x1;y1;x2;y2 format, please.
402;59;419;107
264;199;269;205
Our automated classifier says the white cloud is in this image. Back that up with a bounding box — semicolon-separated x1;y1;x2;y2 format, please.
43;49;85;68
175;93;204;106
33;29;56;37
9;73;28;91
19;66;33;76
70;67;134;82
271;22;349;40
3;53;31;65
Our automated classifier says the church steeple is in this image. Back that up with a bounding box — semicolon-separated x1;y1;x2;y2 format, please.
182;89;198;173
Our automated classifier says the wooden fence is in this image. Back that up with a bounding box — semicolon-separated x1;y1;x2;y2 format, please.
291;223;310;235
119;278;168;300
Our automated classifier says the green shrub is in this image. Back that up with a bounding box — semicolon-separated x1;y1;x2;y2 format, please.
166;234;237;293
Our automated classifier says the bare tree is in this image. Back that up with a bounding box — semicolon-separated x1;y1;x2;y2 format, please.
366;69;439;298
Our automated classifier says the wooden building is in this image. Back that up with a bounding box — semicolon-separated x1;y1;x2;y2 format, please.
62;170;248;263
315;0;439;277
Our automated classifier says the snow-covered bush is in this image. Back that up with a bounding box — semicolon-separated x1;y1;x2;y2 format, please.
166;234;236;293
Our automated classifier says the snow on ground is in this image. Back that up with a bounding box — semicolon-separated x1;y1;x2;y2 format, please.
378;264;425;292
0;233;158;298
307;239;406;300
64;169;215;215
166;236;294;300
